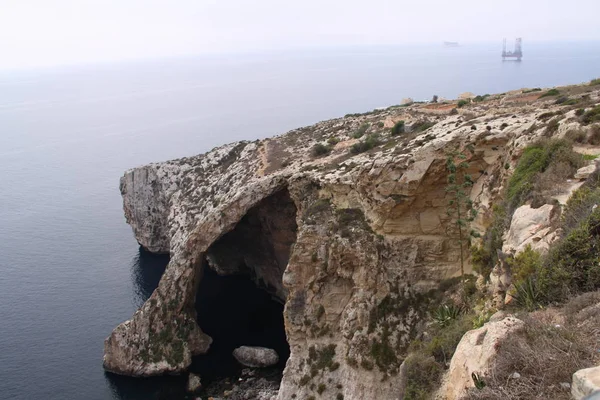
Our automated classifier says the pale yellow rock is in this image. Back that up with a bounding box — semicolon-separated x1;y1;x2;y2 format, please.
572;366;600;399
502;204;557;256
459;92;476;99
437;317;525;399
575;163;597;180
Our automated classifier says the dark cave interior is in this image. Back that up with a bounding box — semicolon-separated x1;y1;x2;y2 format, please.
191;188;298;381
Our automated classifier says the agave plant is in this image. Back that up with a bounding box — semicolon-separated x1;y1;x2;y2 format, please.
433;304;462;327
513;277;542;311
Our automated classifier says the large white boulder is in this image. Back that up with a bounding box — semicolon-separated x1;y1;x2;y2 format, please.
437;317;524;399
575;164;597;180
502;204;558;256
572;366;600;399
233;346;279;368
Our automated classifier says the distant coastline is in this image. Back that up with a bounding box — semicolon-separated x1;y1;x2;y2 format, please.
444;41;459;47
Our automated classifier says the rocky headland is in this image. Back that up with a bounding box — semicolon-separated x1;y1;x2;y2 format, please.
104;82;600;399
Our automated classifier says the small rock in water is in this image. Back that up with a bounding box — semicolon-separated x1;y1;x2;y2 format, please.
233;346;279;368
187;373;202;393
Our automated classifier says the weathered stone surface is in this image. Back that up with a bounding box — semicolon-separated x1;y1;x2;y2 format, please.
502;204;558;256
576;163;597;180
104;86;600;398
437;317;525;400
489;252;512;308
187;373;202;392
233;346;279;368
573;366;600;399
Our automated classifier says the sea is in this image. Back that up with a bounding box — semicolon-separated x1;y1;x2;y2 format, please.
1;41;599;400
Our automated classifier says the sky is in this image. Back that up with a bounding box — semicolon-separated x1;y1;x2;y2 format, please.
1;0;599;70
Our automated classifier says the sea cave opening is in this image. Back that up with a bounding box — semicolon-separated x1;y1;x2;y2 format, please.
190;188;297;388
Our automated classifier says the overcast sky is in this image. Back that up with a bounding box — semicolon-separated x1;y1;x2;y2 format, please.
1;0;599;70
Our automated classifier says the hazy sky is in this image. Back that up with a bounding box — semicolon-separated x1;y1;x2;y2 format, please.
1;0;599;69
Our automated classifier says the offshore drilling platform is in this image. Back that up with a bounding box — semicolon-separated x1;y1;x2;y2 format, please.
502;38;523;61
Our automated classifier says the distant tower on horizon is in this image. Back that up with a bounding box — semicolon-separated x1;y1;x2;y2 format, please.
502;38;523;61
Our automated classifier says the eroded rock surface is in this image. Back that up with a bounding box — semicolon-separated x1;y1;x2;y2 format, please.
436;316;525;399
104;85;600;399
187;372;202;393
572;366;600;399
502;204;559;256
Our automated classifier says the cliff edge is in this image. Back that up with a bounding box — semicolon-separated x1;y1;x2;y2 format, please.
104;84;600;399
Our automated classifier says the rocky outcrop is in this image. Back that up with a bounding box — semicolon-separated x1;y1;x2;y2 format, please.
437;316;525;399
502;204;559;256
105;85;600;398
233;346;279;368
572;366;600;399
187;372;202;393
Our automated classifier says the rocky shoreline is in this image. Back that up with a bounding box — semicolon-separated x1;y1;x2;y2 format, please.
105;82;600;399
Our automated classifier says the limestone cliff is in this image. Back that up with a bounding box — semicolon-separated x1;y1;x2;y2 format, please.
104;84;600;398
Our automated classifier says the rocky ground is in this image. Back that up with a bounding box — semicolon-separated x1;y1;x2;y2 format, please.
103;81;600;399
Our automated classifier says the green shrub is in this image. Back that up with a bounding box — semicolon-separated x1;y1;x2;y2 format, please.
403;353;442;400
317;383;326;394
506;139;582;212
523;88;542;93
424;313;473;365
582;106;600;125
556;97;578;106
299;375;310;386
576;108;586;116
565;128;587;143
391;120;405;136
412;121;435;132
360;359;374;370
457;99;469;108
472;204;508;279
540;207;600;301
540;88;560;98
473;94;490;102
350;133;380;154
537;111;560;121
370;325;398;374
377;121;385;128
506;146;546;209
352;123;370;139
508;245;542;287
544;118;560;135
590;78;600;86
470;244;492;276
404;310;478;399
312;143;332;157
327;136;340;146
471;310;494;329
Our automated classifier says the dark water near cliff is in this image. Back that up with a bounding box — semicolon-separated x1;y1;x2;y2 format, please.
1;42;599;400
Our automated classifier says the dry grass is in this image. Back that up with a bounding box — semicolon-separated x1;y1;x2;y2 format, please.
589;125;600;145
465;293;600;400
565;125;600;146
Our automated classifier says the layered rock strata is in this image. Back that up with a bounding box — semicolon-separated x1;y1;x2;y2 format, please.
104;85;600;399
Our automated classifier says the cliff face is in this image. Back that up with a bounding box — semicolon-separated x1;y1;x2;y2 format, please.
104;85;600;398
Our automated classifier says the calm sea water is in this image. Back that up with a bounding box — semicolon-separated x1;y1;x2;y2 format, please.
1;42;599;400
